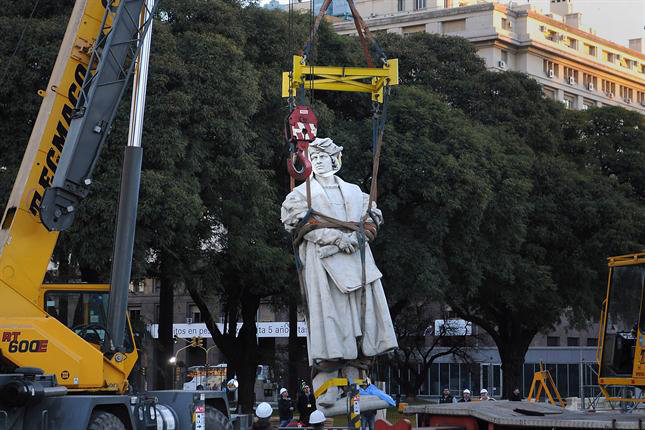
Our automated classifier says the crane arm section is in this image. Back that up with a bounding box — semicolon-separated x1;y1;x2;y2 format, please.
40;0;152;232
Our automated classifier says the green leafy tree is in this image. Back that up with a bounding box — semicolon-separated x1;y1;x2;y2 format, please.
310;32;645;398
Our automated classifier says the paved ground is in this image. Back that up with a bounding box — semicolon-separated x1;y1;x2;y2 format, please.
405;400;645;428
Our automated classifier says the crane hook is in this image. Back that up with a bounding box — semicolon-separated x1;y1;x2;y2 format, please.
285;106;318;182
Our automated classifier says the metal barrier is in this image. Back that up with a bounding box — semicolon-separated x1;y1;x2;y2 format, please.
579;361;643;412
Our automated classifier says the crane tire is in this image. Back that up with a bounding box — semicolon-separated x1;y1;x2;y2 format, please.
87;411;126;430
206;406;233;430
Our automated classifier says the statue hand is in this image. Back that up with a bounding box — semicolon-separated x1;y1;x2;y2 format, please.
336;232;358;254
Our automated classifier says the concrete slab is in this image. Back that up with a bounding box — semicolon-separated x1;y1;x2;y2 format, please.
405;400;645;429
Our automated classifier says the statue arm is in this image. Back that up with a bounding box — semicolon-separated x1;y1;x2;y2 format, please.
281;192;308;233
281;190;357;253
362;193;383;226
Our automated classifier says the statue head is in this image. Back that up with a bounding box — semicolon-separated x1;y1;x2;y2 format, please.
309;137;343;177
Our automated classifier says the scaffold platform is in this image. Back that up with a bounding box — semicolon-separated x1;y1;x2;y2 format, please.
405;400;645;429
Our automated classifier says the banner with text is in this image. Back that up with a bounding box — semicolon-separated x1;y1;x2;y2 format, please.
148;322;308;339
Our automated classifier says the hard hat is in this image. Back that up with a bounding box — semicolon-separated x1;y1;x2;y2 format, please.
463;389;470;394
480;389;488;394
280;388;288;395
256;402;273;419
309;410;325;424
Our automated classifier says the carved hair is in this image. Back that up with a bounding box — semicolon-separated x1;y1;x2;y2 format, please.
310;137;343;172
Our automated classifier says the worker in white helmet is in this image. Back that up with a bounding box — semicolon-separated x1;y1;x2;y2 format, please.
480;388;495;401
278;388;294;428
309;410;326;430
458;389;471;402
253;402;273;430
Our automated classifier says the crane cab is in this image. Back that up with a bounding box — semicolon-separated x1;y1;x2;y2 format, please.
598;253;645;401
42;284;137;354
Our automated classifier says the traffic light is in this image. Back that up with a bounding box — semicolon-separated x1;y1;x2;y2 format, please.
189;336;205;348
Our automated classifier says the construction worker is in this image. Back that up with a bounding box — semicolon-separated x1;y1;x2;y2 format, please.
509;387;522;401
458;389;471;402
439;387;455;403
278;388;294;428
254;402;274;430
297;384;316;426
309;410;326;430
480;389;495;401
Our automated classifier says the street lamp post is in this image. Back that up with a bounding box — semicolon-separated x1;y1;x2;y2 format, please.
169;343;192;390
169;337;219;390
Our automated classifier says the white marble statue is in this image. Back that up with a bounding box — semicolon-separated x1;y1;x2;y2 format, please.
281;137;398;411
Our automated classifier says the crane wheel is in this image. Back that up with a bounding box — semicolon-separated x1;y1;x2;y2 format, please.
87;411;126;430
206;406;233;430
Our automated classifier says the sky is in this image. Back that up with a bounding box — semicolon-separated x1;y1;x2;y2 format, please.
259;0;645;48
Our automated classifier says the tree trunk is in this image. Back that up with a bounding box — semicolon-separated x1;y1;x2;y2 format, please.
497;336;532;399
237;294;260;413
413;363;430;396
288;294;299;397
157;252;175;389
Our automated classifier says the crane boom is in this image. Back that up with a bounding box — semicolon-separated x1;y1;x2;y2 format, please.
40;0;153;232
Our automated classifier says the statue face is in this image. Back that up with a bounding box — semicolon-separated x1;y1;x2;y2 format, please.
310;151;333;176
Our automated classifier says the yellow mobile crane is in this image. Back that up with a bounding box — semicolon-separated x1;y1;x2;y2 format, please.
0;1;231;428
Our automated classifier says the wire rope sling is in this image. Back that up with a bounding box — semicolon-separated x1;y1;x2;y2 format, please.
281;0;399;289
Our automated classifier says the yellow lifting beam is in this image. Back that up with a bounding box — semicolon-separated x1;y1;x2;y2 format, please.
314;377;368;398
282;55;399;103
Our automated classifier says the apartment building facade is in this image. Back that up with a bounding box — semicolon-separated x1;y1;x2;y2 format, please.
326;0;645;113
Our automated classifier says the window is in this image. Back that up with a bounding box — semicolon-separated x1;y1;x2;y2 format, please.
582;98;595;110
641;64;645;74
442;19;465;33
547;336;560;346
582;72;597;90
188;304;202;323
586;337;598;347
603;51;616;63
546;30;559;42
584;43;597;57
542;86;556;100
563;93;576;109
601;79;616;96
638;91;645;105
566;37;578;50
129;307;142;323
397;0;405;11
563;66;578;84
414;0;426;10
543;59;558;77
567;337;579;346
44;290;134;352
403;24;425;35
619;85;633;102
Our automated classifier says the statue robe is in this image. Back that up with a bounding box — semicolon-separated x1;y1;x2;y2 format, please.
281;176;398;366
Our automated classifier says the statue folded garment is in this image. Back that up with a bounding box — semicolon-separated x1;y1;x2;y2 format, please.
281;137;398;408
